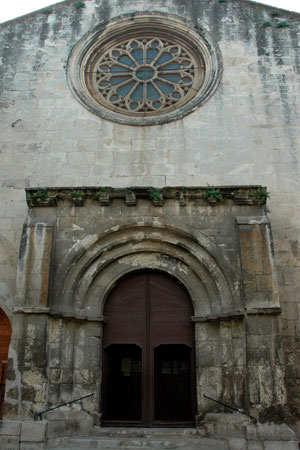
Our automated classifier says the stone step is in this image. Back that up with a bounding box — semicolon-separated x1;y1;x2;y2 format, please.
46;435;300;450
46;436;229;450
90;426;206;438
45;421;299;450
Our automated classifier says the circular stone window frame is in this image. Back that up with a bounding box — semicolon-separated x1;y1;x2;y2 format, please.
67;13;223;126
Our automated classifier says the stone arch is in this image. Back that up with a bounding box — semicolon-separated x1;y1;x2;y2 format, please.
50;221;244;419
53;221;240;318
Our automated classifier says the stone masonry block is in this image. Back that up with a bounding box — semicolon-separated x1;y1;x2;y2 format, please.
0;420;22;436
21;420;47;442
0;435;20;450
247;442;264;450
213;423;246;439
46;419;75;439
20;444;45;450
196;437;228;449
131;139;156;151
203;423;215;437
247;347;271;364
246;425;258;440
204;413;250;426
256;274;275;292
198;341;216;367
256;423;297;441
228;437;247;450
246;317;272;335
263;442;298;450
207;323;219;341
232;339;244;366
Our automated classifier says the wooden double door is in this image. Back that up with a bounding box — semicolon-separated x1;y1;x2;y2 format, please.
102;271;195;426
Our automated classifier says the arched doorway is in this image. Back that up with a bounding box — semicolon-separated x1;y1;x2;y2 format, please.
0;309;11;418
102;271;196;426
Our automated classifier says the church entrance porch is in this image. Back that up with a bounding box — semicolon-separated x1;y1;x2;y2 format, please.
4;187;287;433
102;271;195;426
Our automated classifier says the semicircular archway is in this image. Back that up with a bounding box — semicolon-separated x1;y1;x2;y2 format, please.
50;222;244;421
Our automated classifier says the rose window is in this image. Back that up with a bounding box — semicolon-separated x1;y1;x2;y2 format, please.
86;38;202;115
68;14;223;126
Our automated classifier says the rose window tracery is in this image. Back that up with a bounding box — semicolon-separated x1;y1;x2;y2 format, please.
86;38;203;114
68;14;223;125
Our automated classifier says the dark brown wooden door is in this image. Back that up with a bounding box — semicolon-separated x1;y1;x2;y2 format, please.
102;271;195;426
0;309;11;419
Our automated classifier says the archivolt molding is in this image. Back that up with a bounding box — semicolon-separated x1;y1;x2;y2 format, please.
53;223;239;319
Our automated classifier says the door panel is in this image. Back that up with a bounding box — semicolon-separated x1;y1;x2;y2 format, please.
149;272;194;347
103;273;147;347
154;345;192;421
103;344;142;421
102;271;195;426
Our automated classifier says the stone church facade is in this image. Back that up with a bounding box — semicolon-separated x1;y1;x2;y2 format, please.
0;0;300;447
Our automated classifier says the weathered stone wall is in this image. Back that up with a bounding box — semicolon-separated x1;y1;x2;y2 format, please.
0;0;299;431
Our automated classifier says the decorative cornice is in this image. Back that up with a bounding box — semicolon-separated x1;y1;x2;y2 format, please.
26;186;268;208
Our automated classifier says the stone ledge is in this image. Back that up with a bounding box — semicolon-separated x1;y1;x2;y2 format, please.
191;307;281;323
192;312;244;322
247;307;281;316
12;308;106;322
49;312;106;322
13;307;50;314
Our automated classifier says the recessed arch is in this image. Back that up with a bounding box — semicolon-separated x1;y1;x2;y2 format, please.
53;222;240;319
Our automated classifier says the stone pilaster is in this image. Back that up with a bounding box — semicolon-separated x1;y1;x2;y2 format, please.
4;218;55;419
237;216;287;421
